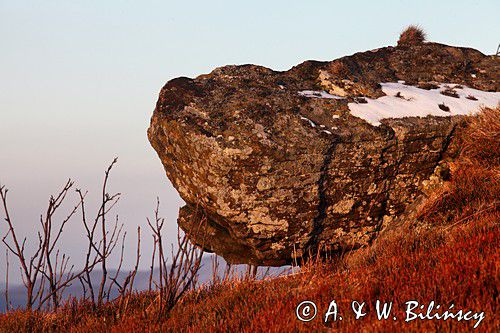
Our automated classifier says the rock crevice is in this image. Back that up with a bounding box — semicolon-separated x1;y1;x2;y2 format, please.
307;137;340;253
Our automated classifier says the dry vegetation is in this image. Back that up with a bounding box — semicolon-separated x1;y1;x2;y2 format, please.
398;25;427;46
328;61;350;78
0;107;498;332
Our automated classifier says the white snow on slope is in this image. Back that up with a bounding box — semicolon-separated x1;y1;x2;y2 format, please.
300;116;316;127
299;90;344;99
348;82;500;126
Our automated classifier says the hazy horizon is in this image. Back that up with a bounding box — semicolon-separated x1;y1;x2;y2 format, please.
1;0;499;284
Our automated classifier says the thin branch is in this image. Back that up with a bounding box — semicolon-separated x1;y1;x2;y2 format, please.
4;250;9;311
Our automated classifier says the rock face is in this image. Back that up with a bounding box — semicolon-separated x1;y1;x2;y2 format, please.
148;42;499;266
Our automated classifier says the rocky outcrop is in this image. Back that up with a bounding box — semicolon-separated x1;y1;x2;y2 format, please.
148;42;499;266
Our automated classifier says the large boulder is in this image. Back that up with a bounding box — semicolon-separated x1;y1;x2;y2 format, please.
148;42;499;265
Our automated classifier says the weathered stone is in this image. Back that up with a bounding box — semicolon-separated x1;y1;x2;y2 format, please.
148;42;499;266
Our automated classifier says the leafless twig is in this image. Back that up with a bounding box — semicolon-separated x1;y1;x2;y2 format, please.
0;158;123;311
147;200;206;315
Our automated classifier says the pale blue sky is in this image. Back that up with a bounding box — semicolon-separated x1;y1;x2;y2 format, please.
0;0;499;282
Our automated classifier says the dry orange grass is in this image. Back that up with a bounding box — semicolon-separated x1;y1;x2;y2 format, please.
398;25;426;46
461;106;500;166
418;106;499;225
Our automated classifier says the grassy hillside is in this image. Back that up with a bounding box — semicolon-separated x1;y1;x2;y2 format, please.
0;107;498;332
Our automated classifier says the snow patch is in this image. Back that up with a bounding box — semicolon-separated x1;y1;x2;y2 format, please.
300;116;316;128
298;90;345;99
348;82;500;126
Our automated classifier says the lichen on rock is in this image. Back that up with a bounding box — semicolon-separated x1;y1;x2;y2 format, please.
148;41;499;266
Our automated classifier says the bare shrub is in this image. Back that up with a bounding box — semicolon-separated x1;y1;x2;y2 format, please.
76;158;126;308
0;158;127;311
1;157;210;326
108;226;141;314
0;180;86;310
147;199;205;315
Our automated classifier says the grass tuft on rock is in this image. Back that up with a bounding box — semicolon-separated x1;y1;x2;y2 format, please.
398;25;426;46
